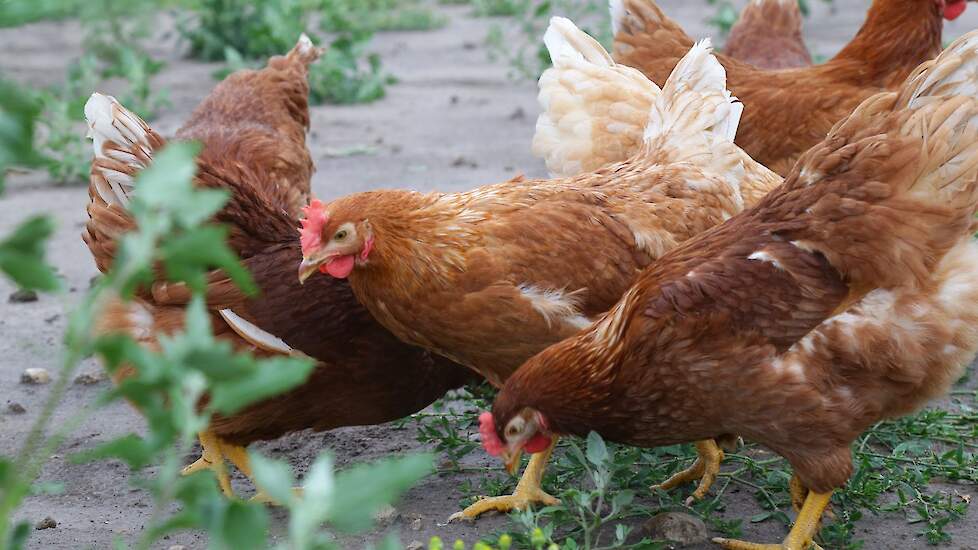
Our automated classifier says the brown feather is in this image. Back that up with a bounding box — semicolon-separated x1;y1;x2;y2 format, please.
84;38;476;447
493;35;978;495
724;0;812;70
613;0;948;175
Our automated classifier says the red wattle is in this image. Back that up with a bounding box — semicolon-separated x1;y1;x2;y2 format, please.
524;433;552;454
945;0;966;20
325;255;355;278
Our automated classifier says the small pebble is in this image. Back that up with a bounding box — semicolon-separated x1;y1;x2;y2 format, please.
411;517;423;531
8;289;38;303
74;371;105;385
167;546;186;550
34;517;57;530
21;368;51;385
406;541;424;550
7;402;26;414
642;512;708;546
452;156;478;169
375;504;399;526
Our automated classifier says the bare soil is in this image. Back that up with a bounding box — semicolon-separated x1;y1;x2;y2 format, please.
2;2;978;549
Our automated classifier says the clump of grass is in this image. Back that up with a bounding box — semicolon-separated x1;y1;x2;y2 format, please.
182;0;396;105
321;0;448;32
31;0;168;185
479;0;610;80
308;32;396;105
179;0;309;61
472;0;526;17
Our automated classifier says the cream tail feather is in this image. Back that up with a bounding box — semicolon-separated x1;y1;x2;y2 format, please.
85;92;160;208
533;16;659;178
532;17;781;205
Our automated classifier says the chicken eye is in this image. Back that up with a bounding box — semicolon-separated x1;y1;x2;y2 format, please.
333;230;348;241
505;418;524;438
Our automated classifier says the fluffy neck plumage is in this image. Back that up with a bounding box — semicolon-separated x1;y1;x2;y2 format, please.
830;0;943;87
347;190;483;293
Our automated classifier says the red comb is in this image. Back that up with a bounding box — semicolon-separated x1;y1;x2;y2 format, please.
479;411;504;457
299;199;328;255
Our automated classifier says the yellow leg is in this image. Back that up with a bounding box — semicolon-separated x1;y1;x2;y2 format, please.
652;439;724;504
182;430;233;497
212;438;302;506
789;475;807;512
713;489;832;550
449;438;560;522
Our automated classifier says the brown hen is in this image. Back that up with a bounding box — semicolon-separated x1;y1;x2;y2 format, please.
724;0;812;69
83;36;473;499
606;0;971;176
298;19;779;519
487;30;978;550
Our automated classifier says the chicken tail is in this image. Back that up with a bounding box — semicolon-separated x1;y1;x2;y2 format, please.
83;93;166;273
609;0;681;41
85;93;164;209
532;16;660;177
642;39;782;205
284;33;325;68
779;30;978;290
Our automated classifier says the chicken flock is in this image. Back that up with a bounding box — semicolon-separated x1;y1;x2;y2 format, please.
81;0;978;548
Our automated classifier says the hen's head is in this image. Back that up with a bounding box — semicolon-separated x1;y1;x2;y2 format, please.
938;0;969;21
298;197;374;282
480;406;554;474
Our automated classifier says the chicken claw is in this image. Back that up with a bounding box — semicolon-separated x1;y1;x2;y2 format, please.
652;439;724;505
183;430;300;505
251;487;305;505
449;440;559;521
712;489;831;550
182;430;234;496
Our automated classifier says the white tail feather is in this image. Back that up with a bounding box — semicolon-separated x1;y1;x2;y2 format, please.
85;93;158;207
640;39;785;204
643;39;742;145
533;17;660;177
219;309;296;355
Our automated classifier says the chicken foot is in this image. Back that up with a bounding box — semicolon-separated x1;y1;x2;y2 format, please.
182;430;300;504
448;438;559;521
712;489;831;550
182;430;237;496
652;439;724;504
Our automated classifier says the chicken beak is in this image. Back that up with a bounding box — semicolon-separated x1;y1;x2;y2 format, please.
503;449;523;475
298;257;323;284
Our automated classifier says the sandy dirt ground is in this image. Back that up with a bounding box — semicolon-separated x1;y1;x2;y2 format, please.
3;1;978;548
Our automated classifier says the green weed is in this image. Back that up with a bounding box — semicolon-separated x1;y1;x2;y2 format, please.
480;0;610;80
0;107;433;548
321;0;448;32
180;0;309;61
309;32;396;105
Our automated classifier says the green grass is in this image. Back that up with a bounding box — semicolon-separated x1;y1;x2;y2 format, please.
417;378;977;549
321;0;448;32
179;0;309;61
477;0;611;80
